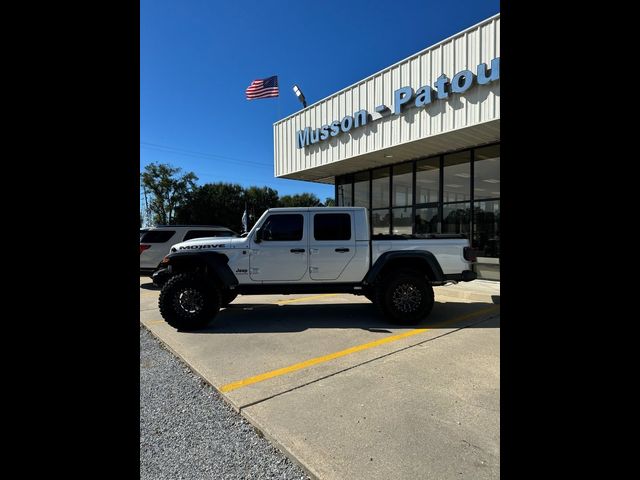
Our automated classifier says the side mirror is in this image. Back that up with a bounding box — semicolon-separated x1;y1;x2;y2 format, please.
254;227;262;243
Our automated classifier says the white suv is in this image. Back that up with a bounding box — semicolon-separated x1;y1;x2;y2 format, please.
140;225;238;273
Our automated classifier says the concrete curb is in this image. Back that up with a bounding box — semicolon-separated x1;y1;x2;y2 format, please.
241;407;323;480
140;322;319;478
139;323;242;411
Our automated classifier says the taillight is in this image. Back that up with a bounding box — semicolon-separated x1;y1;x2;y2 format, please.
140;244;151;255
463;246;477;262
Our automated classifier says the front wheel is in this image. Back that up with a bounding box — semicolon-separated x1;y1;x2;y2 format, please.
158;273;220;331
376;272;434;325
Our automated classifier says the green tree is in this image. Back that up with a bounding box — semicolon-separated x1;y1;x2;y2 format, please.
141;163;198;225
244;186;279;226
174;182;246;232
278;193;322;207
324;197;336;207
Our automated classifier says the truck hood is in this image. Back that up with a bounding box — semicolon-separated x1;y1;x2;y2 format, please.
171;236;247;252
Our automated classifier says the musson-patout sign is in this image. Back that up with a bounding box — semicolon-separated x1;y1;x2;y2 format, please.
296;57;499;149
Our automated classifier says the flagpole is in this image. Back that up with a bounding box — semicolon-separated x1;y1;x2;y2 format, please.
277;89;281;121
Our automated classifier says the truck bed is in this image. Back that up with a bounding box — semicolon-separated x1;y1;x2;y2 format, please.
372;233;467;241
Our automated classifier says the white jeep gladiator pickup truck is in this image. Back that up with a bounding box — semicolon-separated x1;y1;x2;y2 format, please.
156;207;477;330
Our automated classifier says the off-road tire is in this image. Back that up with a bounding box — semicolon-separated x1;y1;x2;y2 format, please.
221;291;238;307
376;270;434;325
158;273;221;331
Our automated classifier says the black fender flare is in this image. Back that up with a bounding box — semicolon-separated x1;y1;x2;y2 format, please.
363;251;445;285
165;251;239;289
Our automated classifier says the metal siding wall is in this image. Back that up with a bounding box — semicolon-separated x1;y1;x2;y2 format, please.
273;124;278;177
274;14;500;178
410;57;421;141
314;103;321;168
383;69;392;148
494;17;500;120
374;75;383;152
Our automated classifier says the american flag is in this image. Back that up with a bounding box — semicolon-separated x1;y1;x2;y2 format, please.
245;75;279;100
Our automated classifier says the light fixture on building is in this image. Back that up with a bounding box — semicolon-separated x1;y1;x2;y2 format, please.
292;84;307;108
384;154;393;158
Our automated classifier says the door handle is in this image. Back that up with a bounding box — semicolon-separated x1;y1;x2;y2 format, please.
290;248;305;253
335;248;350;252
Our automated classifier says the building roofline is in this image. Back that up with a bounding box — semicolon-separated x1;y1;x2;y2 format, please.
273;12;500;127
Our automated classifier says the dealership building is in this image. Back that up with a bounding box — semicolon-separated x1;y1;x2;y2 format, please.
273;13;500;280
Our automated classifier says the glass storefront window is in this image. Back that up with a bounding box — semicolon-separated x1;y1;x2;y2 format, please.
392;207;412;234
392;163;413;207
473;200;500;258
336;176;353;206
372;167;390;209
415;207;439;234
443;151;471;203
416;157;439;204
442;203;471;235
333;144;499;263
474;144;500;200
354;171;370;207
371;209;390;235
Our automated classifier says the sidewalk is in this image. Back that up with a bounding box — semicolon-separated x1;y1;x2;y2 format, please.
434;279;500;303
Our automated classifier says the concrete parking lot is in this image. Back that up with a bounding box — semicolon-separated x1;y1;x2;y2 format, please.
140;276;500;480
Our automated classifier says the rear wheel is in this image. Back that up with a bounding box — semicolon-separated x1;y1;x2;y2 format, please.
376;271;434;325
158;273;220;331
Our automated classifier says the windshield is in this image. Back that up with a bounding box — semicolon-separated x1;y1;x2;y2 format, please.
246;209;270;236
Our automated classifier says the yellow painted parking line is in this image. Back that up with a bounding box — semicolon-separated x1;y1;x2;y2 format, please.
146;320;165;325
275;294;340;305
220;304;499;393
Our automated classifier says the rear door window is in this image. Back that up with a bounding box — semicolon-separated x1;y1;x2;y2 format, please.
313;213;351;240
140;230;176;243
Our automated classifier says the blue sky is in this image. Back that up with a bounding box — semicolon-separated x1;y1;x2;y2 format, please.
140;0;499;206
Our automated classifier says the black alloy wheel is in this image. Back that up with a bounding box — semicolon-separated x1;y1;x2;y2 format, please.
377;271;434;325
158;273;221;330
